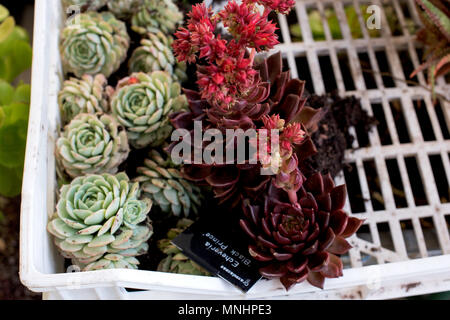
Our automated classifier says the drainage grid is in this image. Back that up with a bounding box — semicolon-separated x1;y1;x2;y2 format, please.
271;0;450;272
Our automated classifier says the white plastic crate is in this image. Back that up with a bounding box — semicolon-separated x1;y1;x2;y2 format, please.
20;0;450;300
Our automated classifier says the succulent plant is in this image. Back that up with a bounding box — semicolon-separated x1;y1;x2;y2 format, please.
82;254;140;270
56;113;130;178
107;0;144;19
60;11;130;78
129;32;187;82
131;0;183;35
240;175;364;290
169;52;321;207
62;0;107;12
110;71;188;149
135;149;202;217
58;74;112;124
157;218;210;276
411;0;450;97
0;6;32;83
47;172;153;269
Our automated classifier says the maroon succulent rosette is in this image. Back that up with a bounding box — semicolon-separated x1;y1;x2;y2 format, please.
168;52;320;207
240;173;364;290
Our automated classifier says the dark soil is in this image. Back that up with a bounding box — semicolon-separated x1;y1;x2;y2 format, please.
0;196;41;300
304;91;377;177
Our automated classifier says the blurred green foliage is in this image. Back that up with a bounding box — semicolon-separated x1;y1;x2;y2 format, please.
0;4;32;197
0;5;32;83
290;5;416;42
0;81;30;197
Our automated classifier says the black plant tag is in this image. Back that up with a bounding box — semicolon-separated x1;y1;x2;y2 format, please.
171;218;262;292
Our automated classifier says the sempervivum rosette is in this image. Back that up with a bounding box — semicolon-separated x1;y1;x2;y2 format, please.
110;71;188;149
58;74;112;124
56;113;130;178
131;0;183;35
60;12;130;78
47;173;153;270
240;174;364;290
134;150;202;217
107;0;143;19
129;32;187;82
62;0;106;12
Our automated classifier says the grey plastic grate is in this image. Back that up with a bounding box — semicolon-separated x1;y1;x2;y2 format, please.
272;0;450;270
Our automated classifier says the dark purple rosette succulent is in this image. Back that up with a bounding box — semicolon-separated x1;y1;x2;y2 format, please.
168;52;322;208
240;173;364;290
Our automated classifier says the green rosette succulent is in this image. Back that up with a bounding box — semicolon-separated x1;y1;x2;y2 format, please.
131;0;183;35
58;74;112;124
60;11;130;78
62;0;107;12
157;219;210;276
129;32;187;82
107;0;144;19
135;149;202;217
56;113;130;178
78;224;152;270
47;172;153;268
110;71;188;149
83;254;140;270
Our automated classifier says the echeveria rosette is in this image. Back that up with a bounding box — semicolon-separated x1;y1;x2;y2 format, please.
121;199;148;228
58;74;112;124
135;149;202;217
83;254;140;270
107;0;144;19
81;224;153;270
129;32;187;83
62;0;107;12
158;218;210;276
75;224;153;270
60;12;130;78
240;174;364;290
131;0;183;35
56;113;130;178
110;71;188;149
47;172;153;269
169;52;320;208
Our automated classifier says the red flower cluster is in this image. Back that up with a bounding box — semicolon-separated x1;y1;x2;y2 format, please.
196;50;258;106
261;114;305;157
173;0;295;107
219;1;278;52
244;0;296;15
258;114;306;204
172;5;219;63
